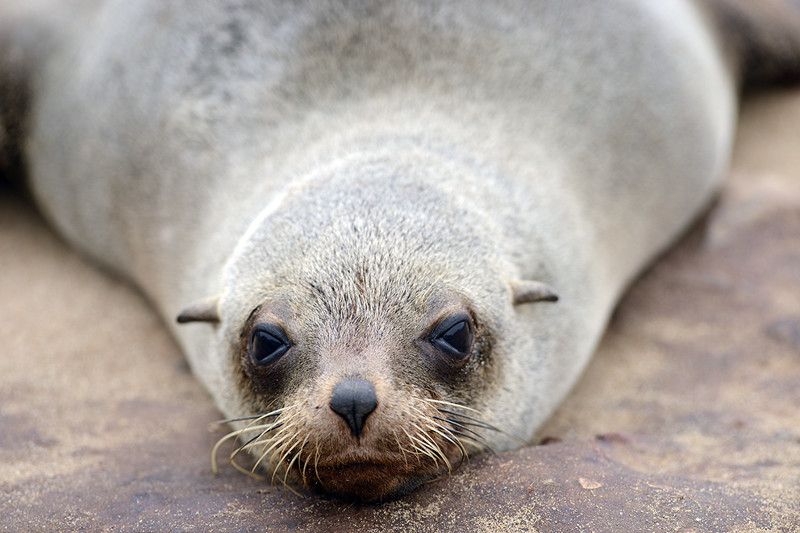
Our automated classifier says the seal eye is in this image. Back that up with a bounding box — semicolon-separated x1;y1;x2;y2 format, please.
249;325;290;366
430;316;474;360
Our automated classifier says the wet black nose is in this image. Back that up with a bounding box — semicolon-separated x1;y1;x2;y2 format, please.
329;379;378;437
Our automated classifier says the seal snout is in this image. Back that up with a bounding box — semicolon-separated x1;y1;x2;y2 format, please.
329;379;378;437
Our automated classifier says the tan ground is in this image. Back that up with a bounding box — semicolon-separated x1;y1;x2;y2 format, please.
1;90;799;532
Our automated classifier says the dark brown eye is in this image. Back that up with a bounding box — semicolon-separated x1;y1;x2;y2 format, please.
250;324;290;366
430;315;474;359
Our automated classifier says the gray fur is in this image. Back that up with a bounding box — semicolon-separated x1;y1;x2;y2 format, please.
5;0;796;499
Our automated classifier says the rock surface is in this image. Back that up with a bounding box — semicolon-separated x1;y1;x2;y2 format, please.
1;91;799;532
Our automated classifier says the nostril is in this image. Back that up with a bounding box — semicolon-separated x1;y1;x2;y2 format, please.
329;379;378;437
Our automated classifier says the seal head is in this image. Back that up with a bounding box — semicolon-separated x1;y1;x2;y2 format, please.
182;152;560;501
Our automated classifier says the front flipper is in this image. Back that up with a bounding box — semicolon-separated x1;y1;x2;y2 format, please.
176;295;221;324
509;280;560;305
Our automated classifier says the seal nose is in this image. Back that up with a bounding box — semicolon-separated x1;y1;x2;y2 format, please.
329;379;378;437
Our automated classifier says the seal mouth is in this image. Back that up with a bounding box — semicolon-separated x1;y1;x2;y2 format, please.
305;458;447;502
294;431;474;502
312;460;427;480
310;455;443;478
312;444;442;467
211;398;506;501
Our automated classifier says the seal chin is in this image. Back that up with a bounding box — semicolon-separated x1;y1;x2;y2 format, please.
287;440;462;502
305;461;441;503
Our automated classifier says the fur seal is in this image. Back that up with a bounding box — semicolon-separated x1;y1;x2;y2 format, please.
2;0;800;502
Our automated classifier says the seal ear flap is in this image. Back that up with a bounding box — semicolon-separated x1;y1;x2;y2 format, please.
176;295;222;324
510;280;559;305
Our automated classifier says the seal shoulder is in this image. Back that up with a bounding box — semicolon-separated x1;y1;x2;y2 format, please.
0;1;100;179
696;0;800;88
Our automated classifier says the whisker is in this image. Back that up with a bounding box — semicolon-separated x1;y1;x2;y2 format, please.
406;402;476;472
235;423;283;455
209;408;285;429
272;431;299;479
300;447;313;484
211;405;298;475
432;406;526;446
433;416;490;443
431;408;499;430
401;427;439;466
283;437;308;486
279;439;306;489
272;444;293;486
410;423;452;471
227;421;287;470
429;424;468;469
229;455;267;481
313;439;322;487
213;412;278;424
448;428;496;454
423;398;485;416
252;424;296;474
235;421;285;435
390;427;411;469
275;473;306;498
212;429;247;474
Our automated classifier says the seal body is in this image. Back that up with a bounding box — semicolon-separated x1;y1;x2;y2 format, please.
2;0;760;500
